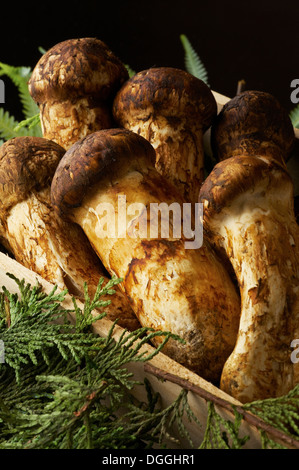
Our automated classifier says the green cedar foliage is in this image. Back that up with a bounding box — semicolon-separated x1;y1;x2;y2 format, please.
0;274;197;449
1;275;298;449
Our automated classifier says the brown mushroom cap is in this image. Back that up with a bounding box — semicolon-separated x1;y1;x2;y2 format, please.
199;154;293;221
113;67;217;130
28;38;129;104
0;136;65;219
51;128;156;216
211;90;295;164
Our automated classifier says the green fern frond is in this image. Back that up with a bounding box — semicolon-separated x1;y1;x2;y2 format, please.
0;62;42;141
38;46;47;55
0;108;42;142
0;108;29;141
180;34;209;85
13;113;42;136
290;104;299;129
124;64;136;78
0;62;39;119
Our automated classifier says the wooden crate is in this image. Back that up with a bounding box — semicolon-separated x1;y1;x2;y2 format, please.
0;91;298;450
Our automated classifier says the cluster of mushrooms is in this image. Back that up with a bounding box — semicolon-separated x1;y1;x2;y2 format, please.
0;37;298;404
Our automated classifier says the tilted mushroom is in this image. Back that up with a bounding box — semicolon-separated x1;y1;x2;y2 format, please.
211;90;295;165
112;67;217;203
199;91;299;402
28;37;129;150
0;136;140;331
51;128;241;383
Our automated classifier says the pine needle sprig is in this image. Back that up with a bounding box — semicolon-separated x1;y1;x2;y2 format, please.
162;387;200;447
180;34;209;85
83;325;183;390
105;386;197;449
0;274;193;449
199;402;249;449
72;276;122;333
0;274;111;381
0;334;189;450
1;274;299;449
243;385;299;448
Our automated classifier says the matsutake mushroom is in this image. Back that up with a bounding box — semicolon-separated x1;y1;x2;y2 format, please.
199;92;299;403
51;128;241;383
211;90;295;165
0;136;140;330
113;67;217;203
28;37;128;150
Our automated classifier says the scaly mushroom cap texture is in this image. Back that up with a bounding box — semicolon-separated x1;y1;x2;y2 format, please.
51;128;157;216
112;67;217;204
113;67;217;131
28;37;129;104
199;154;294;222
0;136;65;221
211;90;295;165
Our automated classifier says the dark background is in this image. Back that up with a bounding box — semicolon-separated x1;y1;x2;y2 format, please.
0;0;298;119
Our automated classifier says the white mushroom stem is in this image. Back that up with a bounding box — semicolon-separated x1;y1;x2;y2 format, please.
127;118;205;204
6;193;64;288
29;38;129;151
200;157;299;403
4;188;140;330
112;67;217;204
39;98;112;150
